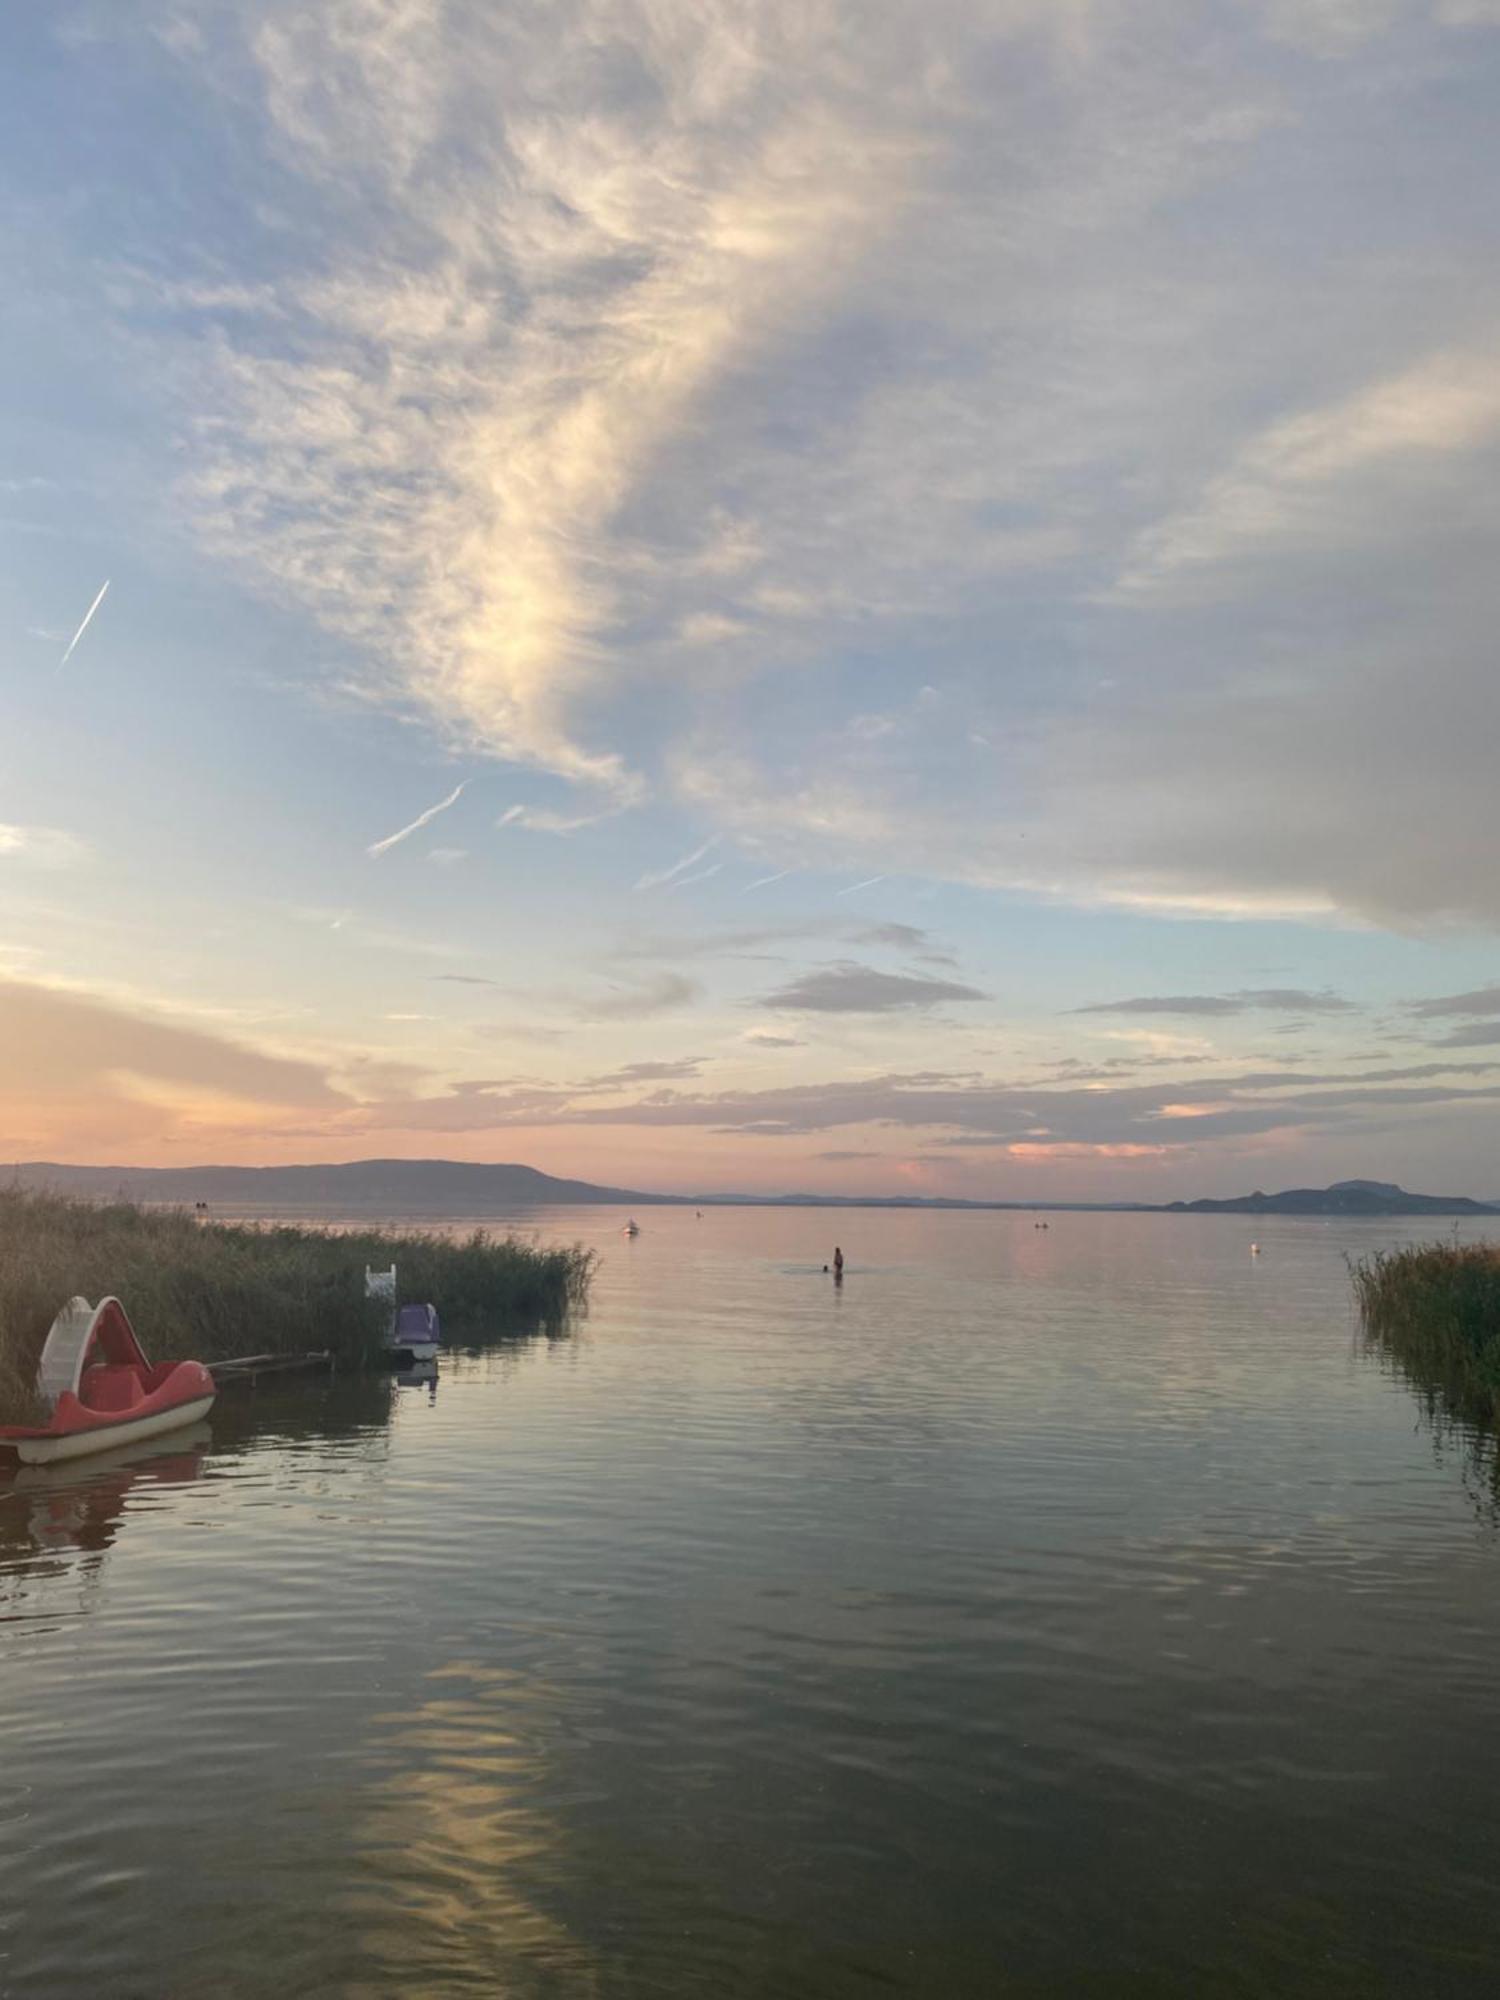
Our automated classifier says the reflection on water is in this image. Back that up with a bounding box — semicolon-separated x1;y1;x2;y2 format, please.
1360;1320;1500;1525
4;1208;1500;1996
0;1429;213;1633
352;1662;602;1994
394;1357;440;1399
205;1365;397;1455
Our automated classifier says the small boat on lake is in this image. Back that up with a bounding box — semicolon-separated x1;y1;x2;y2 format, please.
367;1266;440;1362
389;1301;440;1363
0;1298;215;1467
623;1219;640;1237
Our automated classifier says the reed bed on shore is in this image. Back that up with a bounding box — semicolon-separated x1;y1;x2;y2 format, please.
1351;1241;1500;1428
0;1188;594;1421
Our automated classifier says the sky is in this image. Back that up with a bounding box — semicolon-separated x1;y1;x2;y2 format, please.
3;0;1500;1200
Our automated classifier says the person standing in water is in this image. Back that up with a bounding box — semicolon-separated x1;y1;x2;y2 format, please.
833;1246;844;1280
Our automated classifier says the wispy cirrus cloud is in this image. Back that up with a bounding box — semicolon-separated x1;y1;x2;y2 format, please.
83;0;1500;932
1116;349;1500;601
173;0;963;801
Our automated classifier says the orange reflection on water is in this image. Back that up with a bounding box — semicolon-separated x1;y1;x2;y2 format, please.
349;1660;602;1995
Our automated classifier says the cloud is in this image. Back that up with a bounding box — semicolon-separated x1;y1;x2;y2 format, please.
75;1;1500;931
175;0;971;799
0;824;84;867
743;1029;803;1047
611;917;956;969
1118;349;1500;600
574;972;702;1020
761;961;986;1013
1407;983;1500;1018
568;1066;1500;1152
259;1043;1500;1200
854;923;933;950
367;780;467;858
341;1056;1500;1161
581;1058;709;1086
1431;1023;1500;1048
1253;0;1399;56
0;976;347;1152
615;921;825;962
1076;989;1356;1017
432;972;501;988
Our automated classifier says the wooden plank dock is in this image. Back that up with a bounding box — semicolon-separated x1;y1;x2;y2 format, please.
210;1351;334;1386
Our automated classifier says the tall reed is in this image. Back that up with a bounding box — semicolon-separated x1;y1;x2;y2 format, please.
0;1187;593;1421
1350;1241;1500;1429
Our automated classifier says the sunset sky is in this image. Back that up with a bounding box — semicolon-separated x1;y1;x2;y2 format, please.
4;0;1500;1199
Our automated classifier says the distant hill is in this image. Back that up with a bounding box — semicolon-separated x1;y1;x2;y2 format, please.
5;1161;1494;1218
3;1159;1145;1213
4;1158;667;1211
1164;1179;1499;1217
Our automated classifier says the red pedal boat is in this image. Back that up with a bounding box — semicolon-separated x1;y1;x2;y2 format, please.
0;1297;215;1467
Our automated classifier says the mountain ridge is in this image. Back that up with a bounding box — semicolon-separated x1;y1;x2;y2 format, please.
1163;1179;1498;1217
4;1161;1495;1217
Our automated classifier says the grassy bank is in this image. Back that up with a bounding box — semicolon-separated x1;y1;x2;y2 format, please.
1351;1242;1500;1427
0;1188;593;1421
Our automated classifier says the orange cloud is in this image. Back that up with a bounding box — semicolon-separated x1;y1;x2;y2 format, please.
0;978;348;1159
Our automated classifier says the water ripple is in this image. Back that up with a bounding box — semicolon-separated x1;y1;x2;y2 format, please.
4;1209;1500;1995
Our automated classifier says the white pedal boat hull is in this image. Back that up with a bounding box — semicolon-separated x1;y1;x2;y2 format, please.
11;1394;217;1466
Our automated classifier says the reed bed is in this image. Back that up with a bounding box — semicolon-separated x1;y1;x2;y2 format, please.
0;1187;593;1422
1351;1241;1500;1429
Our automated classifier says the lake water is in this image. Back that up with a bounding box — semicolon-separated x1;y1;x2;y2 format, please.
4;1205;1500;1996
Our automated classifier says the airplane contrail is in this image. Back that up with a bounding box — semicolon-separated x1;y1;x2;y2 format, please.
58;579;109;669
836;875;887;897
367;781;468;858
742;867;795;894
668;860;724;892
634;835;719;892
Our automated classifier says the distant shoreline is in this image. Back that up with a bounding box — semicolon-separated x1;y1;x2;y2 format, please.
5;1162;1497;1220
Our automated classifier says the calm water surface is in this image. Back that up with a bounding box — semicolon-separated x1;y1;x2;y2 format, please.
4;1207;1500;1996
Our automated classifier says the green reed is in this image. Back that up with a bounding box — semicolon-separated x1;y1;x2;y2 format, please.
1350;1241;1500;1429
0;1186;594;1422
